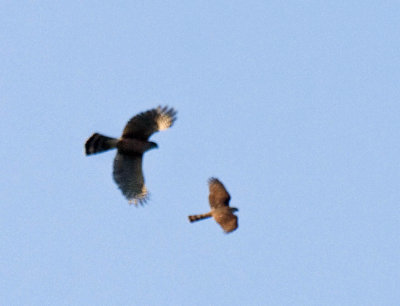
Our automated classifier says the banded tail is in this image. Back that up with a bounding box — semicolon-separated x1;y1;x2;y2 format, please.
85;133;118;155
188;212;212;222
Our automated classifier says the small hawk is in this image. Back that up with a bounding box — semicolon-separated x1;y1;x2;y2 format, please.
85;106;177;205
188;178;239;233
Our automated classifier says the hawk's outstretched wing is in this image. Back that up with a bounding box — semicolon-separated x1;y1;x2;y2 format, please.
122;106;177;140
213;208;238;233
113;153;148;204
208;177;231;209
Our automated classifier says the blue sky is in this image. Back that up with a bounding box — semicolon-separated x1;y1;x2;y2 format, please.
1;1;399;305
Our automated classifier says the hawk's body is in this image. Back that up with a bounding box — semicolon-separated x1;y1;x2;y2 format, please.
188;178;238;233
85;106;177;205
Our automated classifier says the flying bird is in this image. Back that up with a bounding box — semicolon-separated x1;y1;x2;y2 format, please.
188;178;238;233
85;106;177;205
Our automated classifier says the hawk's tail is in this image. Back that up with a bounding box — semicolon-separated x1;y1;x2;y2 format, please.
85;133;118;155
188;212;212;223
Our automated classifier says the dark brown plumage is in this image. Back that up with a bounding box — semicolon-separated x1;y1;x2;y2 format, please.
188;178;238;233
85;106;177;205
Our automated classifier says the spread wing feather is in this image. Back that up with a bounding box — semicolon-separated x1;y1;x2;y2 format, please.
215;212;238;233
113;153;148;205
208;177;231;209
122;106;177;140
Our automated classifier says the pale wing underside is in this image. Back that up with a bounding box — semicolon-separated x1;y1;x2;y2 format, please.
113;153;148;204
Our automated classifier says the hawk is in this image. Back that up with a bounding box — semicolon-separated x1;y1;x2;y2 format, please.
85;106;177;205
188;178;239;233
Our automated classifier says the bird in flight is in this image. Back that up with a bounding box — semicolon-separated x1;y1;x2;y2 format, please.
188;178;238;233
85;106;177;205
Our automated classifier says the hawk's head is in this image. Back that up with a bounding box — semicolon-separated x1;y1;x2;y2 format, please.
147;141;158;151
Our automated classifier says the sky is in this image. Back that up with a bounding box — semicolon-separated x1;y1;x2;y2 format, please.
1;1;399;305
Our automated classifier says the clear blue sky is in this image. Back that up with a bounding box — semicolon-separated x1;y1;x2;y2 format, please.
1;1;399;305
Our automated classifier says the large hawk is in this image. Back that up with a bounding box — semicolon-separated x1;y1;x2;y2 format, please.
188;178;239;233
85;106;177;205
